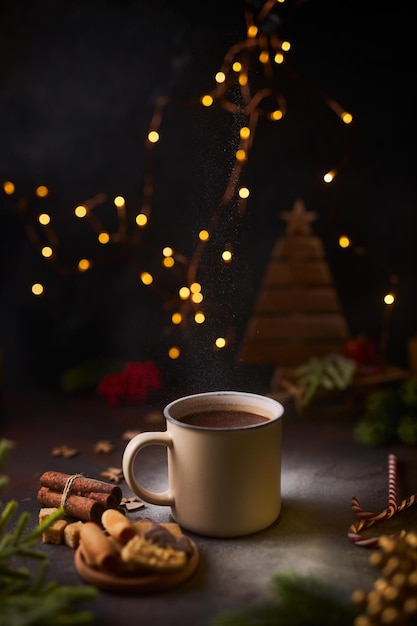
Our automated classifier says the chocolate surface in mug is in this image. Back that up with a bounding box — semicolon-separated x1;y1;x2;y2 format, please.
177;409;269;428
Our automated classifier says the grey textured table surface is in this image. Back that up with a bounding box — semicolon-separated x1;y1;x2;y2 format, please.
1;390;416;625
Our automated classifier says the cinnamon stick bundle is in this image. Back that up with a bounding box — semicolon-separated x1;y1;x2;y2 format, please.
40;471;122;507
37;486;105;523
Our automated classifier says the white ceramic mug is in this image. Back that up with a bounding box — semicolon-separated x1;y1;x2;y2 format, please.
122;391;284;537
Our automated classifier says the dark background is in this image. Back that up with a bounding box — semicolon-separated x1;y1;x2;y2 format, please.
1;0;415;394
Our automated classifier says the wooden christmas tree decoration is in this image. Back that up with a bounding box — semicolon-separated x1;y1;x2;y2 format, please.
239;198;349;369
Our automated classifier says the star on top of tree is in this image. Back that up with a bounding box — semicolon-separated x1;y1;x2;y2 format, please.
280;198;318;235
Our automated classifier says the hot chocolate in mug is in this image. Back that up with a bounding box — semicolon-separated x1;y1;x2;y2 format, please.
122;391;284;537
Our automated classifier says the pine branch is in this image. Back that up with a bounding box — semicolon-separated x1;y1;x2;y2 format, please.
0;439;97;625
295;354;356;406
213;572;359;626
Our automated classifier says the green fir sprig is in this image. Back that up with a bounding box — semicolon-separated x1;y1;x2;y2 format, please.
354;378;417;446
295;354;356;407
213;572;359;626
0;439;97;626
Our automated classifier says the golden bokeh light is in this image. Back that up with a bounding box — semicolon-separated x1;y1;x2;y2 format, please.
75;205;88;218
38;213;50;225
98;232;110;244
323;170;336;183
199;230;210;241
215;337;227;349
179;286;190;300
171;312;182;325
148;130;159;143
163;256;175;268
191;292;203;304
201;94;213;107
3;180;15;195
168;346;181;359
114;195;125;207
31;283;44;296
339;235;350;248
194;311;205;324
270;110;283;121
35;185;49;198
136;213;148;227
41;246;53;258
78;259;90;272
140;272;153;285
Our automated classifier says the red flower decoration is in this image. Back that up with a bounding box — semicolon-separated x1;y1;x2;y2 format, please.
98;361;162;406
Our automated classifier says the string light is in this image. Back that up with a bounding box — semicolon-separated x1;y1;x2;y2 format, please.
78;259;90;272
35;185;49;198
147;130;159;143
339;235;350;248
194;311;205;324
135;213;148;226
3;181;15;194
191;291;203;303
8;1;394;365
140;271;153;285
172;312;182;324
200;94;213;107
179;286;190;300
41;246;53;258
168;346;180;359
323;170;336;183
114;196;125;208
31;282;44;296
75;205;88;218
98;232;110;244
198;230;209;241
38;213;50;225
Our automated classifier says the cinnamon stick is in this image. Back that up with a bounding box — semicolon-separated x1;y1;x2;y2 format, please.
40;471;122;505
37;486;105;523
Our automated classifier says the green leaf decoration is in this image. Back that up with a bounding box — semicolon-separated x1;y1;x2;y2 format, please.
295;354;356;406
397;414;417;445
60;358;126;393
213;572;359;626
354;379;417;446
0;439;97;625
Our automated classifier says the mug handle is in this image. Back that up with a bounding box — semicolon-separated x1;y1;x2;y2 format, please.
122;432;175;506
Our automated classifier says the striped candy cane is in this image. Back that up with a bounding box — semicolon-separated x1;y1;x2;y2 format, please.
348;454;417;548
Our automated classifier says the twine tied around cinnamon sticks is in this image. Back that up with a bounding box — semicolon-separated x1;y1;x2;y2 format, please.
348;454;417;548
37;470;123;523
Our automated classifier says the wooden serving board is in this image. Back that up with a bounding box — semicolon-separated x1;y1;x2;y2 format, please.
74;538;199;593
